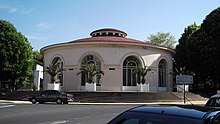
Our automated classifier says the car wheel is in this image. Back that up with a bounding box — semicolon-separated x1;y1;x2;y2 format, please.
56;98;62;104
31;98;37;104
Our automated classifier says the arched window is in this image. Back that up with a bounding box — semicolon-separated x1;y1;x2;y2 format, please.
52;57;64;86
81;55;101;86
123;56;141;86
158;59;167;87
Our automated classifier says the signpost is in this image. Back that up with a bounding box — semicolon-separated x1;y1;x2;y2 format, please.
176;75;193;104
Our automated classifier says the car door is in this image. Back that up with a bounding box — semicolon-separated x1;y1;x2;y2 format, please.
48;90;60;102
38;90;49;102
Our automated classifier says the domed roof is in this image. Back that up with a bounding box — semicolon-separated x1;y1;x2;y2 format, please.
40;28;175;55
68;28;143;44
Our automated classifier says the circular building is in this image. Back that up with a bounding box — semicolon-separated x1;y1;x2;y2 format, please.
40;28;175;92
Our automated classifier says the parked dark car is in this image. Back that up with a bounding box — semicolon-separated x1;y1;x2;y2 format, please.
28;90;74;104
107;105;220;124
205;94;220;108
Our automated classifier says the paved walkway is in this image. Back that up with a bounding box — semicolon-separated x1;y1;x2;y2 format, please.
0;99;207;105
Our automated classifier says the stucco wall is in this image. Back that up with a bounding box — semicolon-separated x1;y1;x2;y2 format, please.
43;43;173;92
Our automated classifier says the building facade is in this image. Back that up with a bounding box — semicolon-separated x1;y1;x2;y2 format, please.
40;28;175;92
32;61;43;91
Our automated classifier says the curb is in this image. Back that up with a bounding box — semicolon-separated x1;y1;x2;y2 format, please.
0;100;207;105
0;100;30;104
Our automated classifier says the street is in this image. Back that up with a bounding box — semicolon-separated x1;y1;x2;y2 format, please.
0;103;136;124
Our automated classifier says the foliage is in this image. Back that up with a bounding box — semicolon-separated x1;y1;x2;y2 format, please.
77;64;104;84
175;23;200;72
175;7;220;88
44;62;65;83
0;20;33;91
174;67;194;76
133;66;154;84
147;32;177;49
197;7;220;85
33;50;43;63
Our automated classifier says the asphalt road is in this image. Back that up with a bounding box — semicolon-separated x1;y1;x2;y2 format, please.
0;103;136;124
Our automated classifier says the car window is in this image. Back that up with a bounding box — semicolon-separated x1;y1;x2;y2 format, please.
50;90;60;94
108;112;142;124
162;114;202;124
206;98;220;107
141;112;202;124
145;119;164;124
215;99;220;107
41;91;49;95
59;90;65;94
120;118;139;124
109;111;203;124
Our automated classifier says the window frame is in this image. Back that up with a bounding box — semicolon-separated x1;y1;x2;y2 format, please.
81;55;102;86
158;59;167;87
123;56;141;86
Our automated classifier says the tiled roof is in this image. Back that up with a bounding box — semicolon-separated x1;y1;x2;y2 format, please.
68;36;144;44
40;28;175;55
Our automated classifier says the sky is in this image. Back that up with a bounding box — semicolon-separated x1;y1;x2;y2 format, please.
0;0;219;51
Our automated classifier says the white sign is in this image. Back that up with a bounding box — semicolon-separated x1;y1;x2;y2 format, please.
176;75;193;84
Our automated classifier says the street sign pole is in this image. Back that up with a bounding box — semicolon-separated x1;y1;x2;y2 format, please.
184;84;185;104
176;75;193;104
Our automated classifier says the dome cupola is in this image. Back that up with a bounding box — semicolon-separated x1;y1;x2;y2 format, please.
90;28;127;38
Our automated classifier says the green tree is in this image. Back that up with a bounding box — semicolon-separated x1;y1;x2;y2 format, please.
196;7;220;87
33;50;43;63
44;62;65;83
76;64;104;83
175;23;200;72
147;32;177;49
175;7;220;89
187;30;207;86
0;20;33;91
133;66;154;84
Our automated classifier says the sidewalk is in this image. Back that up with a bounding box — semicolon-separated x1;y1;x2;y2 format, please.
0;99;207;105
0;91;208;105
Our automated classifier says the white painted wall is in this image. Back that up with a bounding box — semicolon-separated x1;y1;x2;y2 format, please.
34;64;43;91
42;42;174;92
